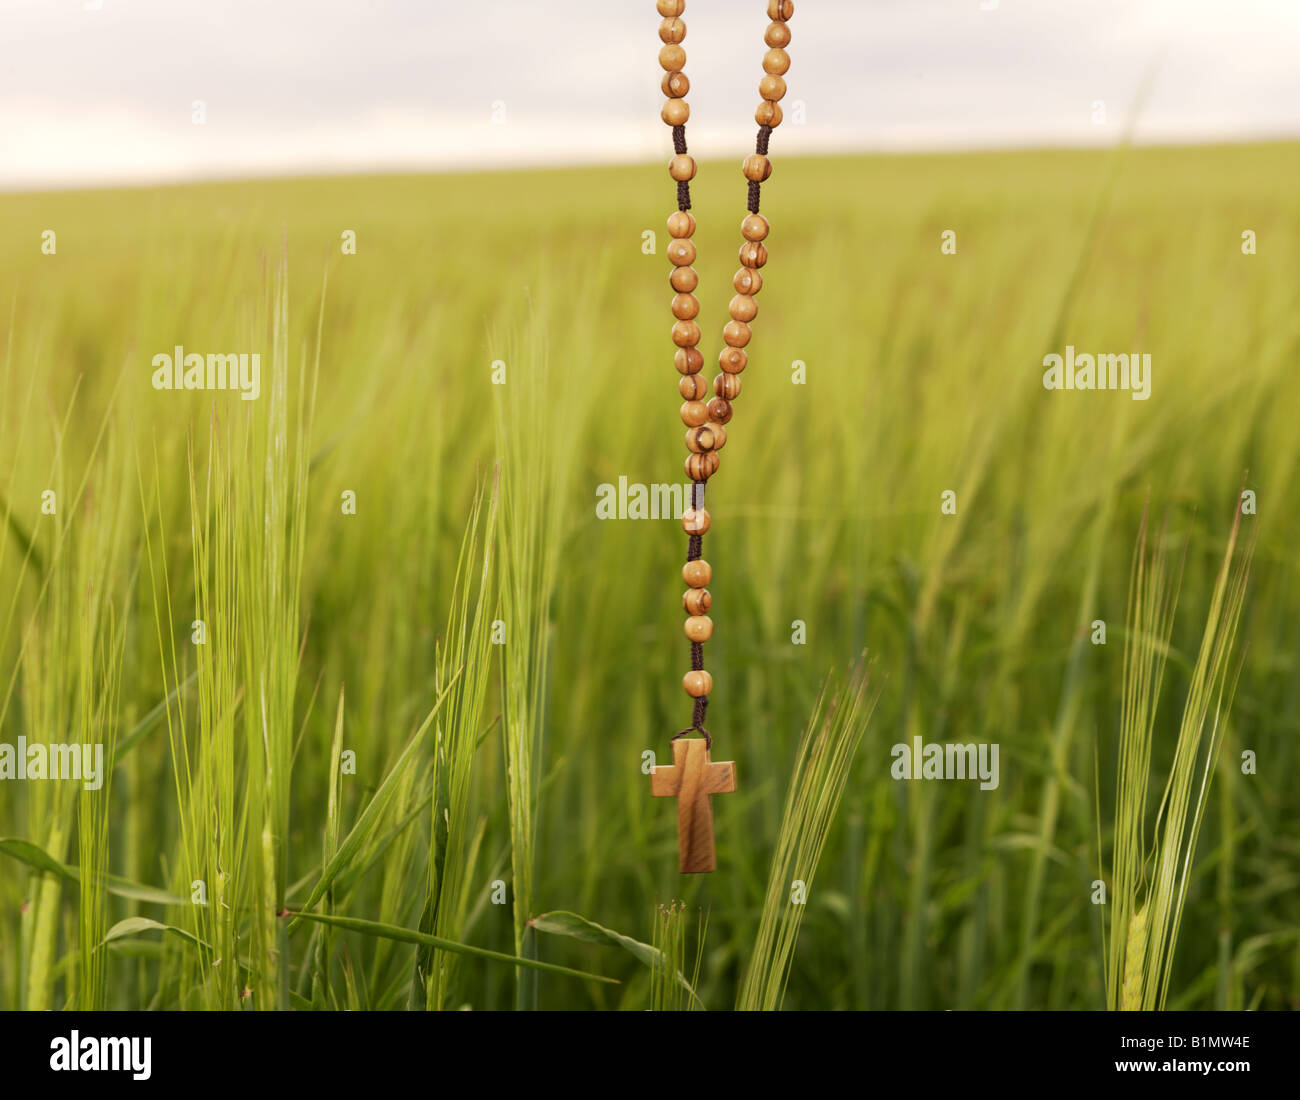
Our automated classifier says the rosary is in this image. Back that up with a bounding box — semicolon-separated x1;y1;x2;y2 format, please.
648;0;794;873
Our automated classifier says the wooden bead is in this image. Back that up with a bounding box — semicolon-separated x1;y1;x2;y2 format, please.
672;292;699;320
667;238;696;266
683;588;712;615
670;265;699;293
714;372;741;399
669;154;696;181
667;210;695;238
675;346;704;374
763;48;790;75
723;320;751;348
739;241;768;267
684;616;714;642
719;347;747;373
743;154;771;182
659;45;686;72
708;424;727;451
756;101;783;128
729;294;757;322
685;451;719;480
707;397;733;424
682;560;712;587
659;17;686;44
672;319;701;348
681;507;711;535
661;98;689;126
733;266;763;295
759;74;787;101
741;213;769;241
764;20;792;48
657;0;685;14
685;425;717;452
679;373;708;401
662;71;690;98
767;0;794;20
680;400;708;426
683;669;713;697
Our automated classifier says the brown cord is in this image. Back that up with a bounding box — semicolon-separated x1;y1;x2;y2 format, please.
747;126;771;213
673;124;692;211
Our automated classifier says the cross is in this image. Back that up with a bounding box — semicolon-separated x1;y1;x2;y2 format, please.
650;738;737;873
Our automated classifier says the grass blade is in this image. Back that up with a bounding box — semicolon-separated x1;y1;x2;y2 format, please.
289;911;619;985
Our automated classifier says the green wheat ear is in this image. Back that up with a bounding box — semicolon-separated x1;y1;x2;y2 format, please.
737;656;876;1012
1106;498;1254;1011
1120;903;1148;1011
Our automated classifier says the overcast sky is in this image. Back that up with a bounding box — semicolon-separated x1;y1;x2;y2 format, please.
2;0;1297;189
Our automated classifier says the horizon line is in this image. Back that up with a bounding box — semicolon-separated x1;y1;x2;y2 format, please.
4;130;1297;198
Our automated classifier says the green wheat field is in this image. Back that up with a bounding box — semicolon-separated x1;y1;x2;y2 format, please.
0;141;1296;1011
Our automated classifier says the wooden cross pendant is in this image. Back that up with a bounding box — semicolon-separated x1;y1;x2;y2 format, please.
650;738;737;873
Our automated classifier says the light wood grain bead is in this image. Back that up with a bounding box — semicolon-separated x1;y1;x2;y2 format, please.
675;346;704;374
739;241;768;268
714;372;741;399
670;265;699;293
667;210;695;238
659;17;686;44
672;320;701;348
741;213;769;241
763;48;790;75
683;669;713;697
708;423;727;450
661;98;690;126
659;45;686;72
684;615;714;642
667;238;696;266
672;292;699;320
723;320;751;348
743;154;771;182
685;425;717;452
679;373;708;401
767;0;794;20
657;0;684;14
662;71;690;98
756;101;783;128
707;397;733;424
680;400;708;426
682;507;711;535
733;266;763;295
682;559;712;587
669;154;696;181
764;20;792;47
729;294;757;322
685;451;719;480
719;346;747;373
683;588;712;615
759;74;787;101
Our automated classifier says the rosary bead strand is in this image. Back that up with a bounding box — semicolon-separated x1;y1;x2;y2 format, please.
660;0;792;749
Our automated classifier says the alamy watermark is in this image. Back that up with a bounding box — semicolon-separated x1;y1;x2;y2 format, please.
50;1031;150;1080
890;736;999;790
596;476;695;520
152;346;261;400
0;737;104;790
1042;345;1151;401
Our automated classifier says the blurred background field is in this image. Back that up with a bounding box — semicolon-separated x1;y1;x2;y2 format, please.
0;141;1297;1009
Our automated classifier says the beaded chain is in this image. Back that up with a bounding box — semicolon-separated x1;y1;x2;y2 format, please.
658;0;793;750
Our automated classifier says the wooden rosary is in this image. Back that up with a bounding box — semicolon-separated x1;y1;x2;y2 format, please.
649;0;794;873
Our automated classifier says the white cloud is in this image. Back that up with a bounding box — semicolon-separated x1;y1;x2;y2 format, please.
1;0;1296;189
